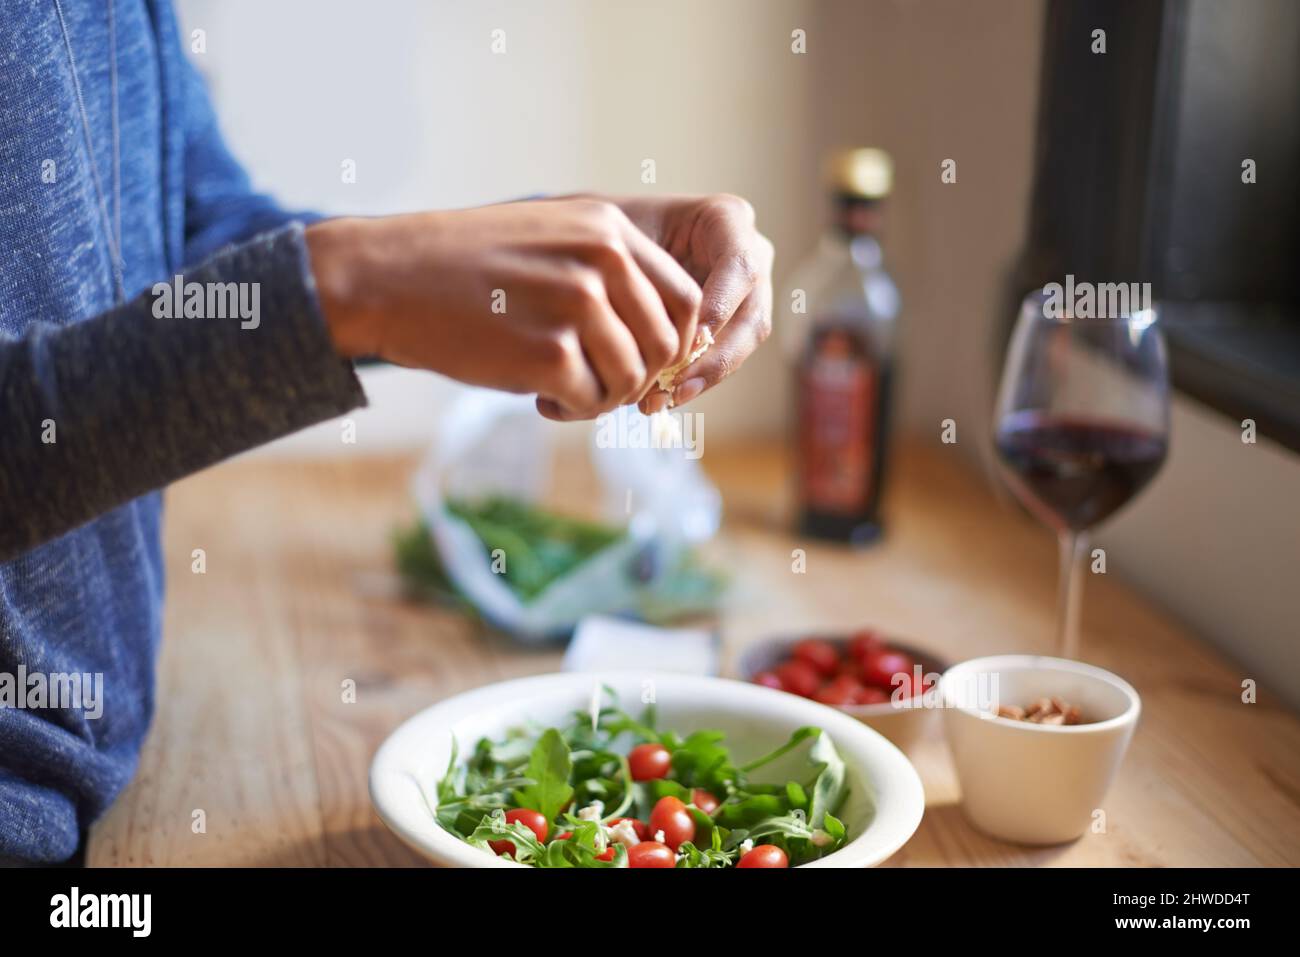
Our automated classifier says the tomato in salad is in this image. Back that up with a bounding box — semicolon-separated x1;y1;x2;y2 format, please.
628;743;672;781
737;843;790;868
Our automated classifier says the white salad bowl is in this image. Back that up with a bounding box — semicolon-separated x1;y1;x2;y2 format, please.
370;671;925;868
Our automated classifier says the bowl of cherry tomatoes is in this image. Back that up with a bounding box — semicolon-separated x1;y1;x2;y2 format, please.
735;629;947;753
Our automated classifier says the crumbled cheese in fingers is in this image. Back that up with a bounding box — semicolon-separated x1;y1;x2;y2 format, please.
656;326;715;395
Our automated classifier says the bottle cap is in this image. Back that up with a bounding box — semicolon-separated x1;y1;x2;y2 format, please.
827;148;893;199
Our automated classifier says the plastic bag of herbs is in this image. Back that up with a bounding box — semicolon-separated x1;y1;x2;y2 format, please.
396;390;726;641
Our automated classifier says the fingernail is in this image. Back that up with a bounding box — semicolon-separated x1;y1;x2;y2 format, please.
537;398;568;420
673;377;705;405
643;391;671;414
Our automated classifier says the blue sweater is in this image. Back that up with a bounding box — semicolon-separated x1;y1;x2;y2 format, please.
0;1;366;863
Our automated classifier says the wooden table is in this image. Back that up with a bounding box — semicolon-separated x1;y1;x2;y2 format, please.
88;440;1300;866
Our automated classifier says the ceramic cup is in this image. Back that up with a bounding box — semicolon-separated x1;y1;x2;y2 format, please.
940;655;1140;845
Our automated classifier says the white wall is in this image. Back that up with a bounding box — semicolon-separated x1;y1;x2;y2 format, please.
804;0;1045;438
1098;399;1300;708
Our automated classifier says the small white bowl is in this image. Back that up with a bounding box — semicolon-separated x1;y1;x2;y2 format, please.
940;655;1140;845
370;672;925;867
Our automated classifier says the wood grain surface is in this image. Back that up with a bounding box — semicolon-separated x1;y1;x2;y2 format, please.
87;440;1300;866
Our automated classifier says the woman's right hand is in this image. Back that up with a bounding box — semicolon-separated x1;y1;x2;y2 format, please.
306;199;703;420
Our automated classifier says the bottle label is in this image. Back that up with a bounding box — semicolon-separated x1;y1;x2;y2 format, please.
800;349;876;513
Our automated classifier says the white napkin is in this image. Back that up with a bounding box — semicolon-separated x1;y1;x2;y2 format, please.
562;615;719;676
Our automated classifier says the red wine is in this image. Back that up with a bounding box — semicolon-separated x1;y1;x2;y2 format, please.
994;412;1167;531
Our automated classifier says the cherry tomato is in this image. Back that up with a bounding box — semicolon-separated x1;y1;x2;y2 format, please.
627;841;676;868
649;795;696;850
691;789;720;815
849;629;886;663
488;807;548;856
861;649;914;690
854;686;890;705
775;659;820;698
753;670;785;691
506;807;548;841
609;817;651;841
792;638;840;677
737;844;789;868
629;743;672;781
835;655;864;680
813;675;865;706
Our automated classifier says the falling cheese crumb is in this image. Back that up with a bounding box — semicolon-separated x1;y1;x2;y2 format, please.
648;409;683;448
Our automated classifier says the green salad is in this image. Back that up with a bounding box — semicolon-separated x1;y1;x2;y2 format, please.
432;693;851;868
394;496;728;622
396;496;625;604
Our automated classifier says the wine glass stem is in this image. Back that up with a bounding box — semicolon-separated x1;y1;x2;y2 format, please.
1056;530;1088;659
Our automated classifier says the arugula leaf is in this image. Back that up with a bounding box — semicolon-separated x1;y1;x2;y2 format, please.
513;729;574;822
807;730;848;830
674;840;736;868
437;736;461;805
739;725;821;773
823;812;847;844
467;810;547;864
671;730;735;790
600;755;636;821
599;710;660;743
487;727;541;769
713;793;787;829
542;819;626;869
731;810;816;844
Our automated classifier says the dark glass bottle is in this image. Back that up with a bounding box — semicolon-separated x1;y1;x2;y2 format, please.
788;149;899;545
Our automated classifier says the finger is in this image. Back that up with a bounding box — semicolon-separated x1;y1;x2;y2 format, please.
667;277;772;408
620;226;702;369
598;244;682;403
537;396;583;422
575;290;648;412
533;329;602;417
697;243;762;340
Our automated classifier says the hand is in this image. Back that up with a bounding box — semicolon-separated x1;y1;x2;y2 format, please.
306;199;702;419
605;194;775;412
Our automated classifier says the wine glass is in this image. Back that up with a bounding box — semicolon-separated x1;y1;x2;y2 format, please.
993;287;1170;660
